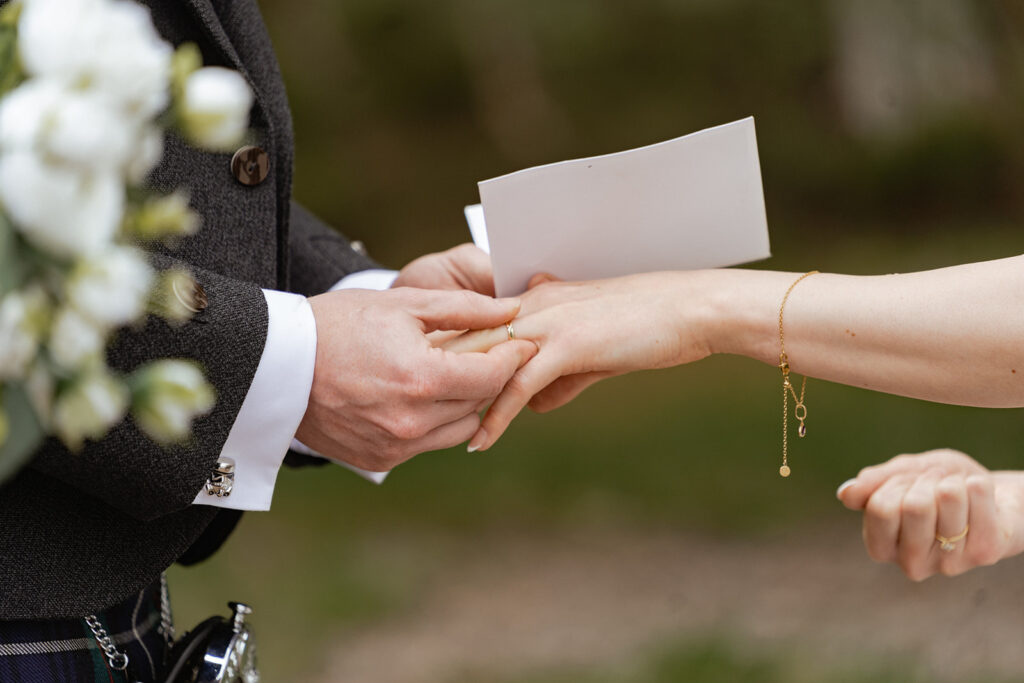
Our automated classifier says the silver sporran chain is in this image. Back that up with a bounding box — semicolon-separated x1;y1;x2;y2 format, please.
84;613;130;672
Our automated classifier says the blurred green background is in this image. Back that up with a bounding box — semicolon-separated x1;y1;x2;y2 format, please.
169;0;1024;680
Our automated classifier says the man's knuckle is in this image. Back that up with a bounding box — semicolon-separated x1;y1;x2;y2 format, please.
385;414;422;441
406;367;440;400
457;288;479;308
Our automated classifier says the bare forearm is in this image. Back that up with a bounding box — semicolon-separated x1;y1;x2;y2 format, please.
698;255;1024;407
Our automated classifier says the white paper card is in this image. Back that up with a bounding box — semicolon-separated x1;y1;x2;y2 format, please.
464;204;489;253
466;117;771;297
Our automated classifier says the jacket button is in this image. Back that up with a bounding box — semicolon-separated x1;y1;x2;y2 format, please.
231;146;270;186
172;277;208;313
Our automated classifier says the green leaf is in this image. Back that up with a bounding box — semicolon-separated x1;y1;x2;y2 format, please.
0;212;18;297
0;382;44;485
0;212;30;297
0;12;23;97
0;2;23;28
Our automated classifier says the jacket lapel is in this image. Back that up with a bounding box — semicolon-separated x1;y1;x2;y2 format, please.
180;0;249;80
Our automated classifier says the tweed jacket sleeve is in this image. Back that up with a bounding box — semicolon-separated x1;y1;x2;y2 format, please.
28;257;270;522
287;200;381;297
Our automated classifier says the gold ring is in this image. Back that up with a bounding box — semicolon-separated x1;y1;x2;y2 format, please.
936;524;969;552
506;322;515;341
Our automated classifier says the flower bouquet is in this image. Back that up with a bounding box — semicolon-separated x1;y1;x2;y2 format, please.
0;0;253;481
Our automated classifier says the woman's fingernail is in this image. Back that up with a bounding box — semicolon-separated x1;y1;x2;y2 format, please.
467;429;487;453
836;478;857;498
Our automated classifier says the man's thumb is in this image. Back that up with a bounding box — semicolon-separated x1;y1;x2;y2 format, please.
410;289;520;332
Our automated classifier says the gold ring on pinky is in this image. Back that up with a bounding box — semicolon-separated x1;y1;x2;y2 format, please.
506;322;516;341
936;524;969;552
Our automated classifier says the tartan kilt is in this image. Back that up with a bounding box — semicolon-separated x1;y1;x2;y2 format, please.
0;579;170;682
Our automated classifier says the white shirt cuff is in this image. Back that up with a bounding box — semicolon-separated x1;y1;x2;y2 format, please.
193;289;316;511
329;268;398;292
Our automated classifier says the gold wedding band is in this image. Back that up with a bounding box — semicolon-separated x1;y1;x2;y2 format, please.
936;524;969;552
506;322;516;341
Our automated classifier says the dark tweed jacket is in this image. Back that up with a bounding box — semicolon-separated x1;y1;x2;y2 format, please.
0;0;376;619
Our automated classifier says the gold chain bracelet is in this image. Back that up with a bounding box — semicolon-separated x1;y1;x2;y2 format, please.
777;271;818;477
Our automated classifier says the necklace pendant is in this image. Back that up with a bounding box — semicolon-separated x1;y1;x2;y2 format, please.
779;464;791;477
798;423;807;438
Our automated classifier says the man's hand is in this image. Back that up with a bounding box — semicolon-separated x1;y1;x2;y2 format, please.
392;243;494;295
294;287;535;471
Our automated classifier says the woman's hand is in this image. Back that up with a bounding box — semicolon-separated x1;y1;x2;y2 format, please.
837;449;1024;580
449;271;718;451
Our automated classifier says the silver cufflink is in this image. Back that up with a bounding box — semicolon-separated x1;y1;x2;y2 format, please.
205;457;236;497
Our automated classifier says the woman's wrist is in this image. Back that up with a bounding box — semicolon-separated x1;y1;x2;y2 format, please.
694;269;798;365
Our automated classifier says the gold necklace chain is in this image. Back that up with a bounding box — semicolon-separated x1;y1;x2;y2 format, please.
777;271;818;477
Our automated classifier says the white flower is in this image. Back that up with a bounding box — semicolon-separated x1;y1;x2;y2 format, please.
0;288;49;380
68;246;153;328
52;368;129;451
0;80;138;171
19;0;172;119
49;307;106;370
0;78;62;152
126;126;164;185
0;152;124;257
47;89;139;171
180;67;253;151
132;360;214;443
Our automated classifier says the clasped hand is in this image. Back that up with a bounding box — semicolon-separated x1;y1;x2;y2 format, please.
295;245;536;471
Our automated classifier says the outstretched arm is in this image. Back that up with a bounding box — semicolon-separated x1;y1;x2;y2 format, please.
453;254;1024;449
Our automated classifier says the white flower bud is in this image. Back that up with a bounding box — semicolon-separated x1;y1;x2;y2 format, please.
68;245;153;327
0;152;124;258
49;307;107;370
0;287;48;380
124;192;200;243
180;67;253;151
132;360;214;443
52;368;129;451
